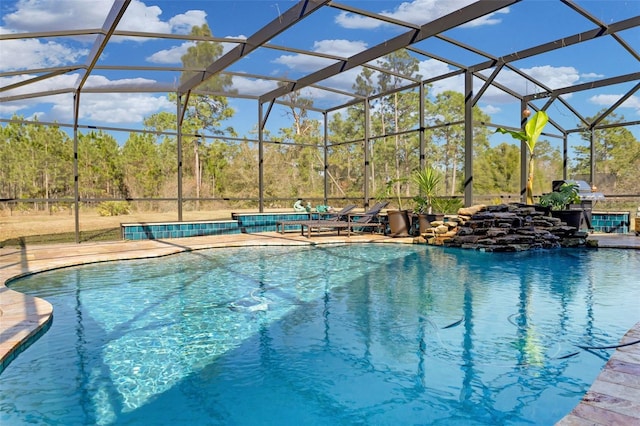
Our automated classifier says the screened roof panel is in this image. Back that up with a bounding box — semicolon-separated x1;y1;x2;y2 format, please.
220;73;280;99
2;34;95;72
236;45;341;79
441;1;600;56
82;72;177;92
158;1;284;39
331;0;494;28
410;36;490;69
1;0;638;138
572;0;640;23
506;36;638;90
619;26;640;50
2;1;110;33
267;6;405;55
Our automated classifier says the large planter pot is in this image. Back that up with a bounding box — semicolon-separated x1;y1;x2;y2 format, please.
425;213;445;222
387;210;412;237
551;209;582;230
416;213;445;234
568;203;592;230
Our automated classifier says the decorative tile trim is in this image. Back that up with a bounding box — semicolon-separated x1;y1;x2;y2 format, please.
121;220;240;240
121;213;323;240
592;212;630;234
232;212;318;234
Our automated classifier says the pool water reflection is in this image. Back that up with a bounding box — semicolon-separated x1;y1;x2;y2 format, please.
2;245;639;425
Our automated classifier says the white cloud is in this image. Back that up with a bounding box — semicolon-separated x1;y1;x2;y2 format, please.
41;91;174;124
167;10;207;34
273;39;367;72
382;0;476;25
1;72;169;97
335;13;381;30
0;91;72;120
522;66;580;90
117;1;169;33
415;62;596;117
590;94;640;114
317;68;365;95
581;72;605;80
0;31;89;71
147;36;242;65
117;2;205;34
228;73;353;106
1;0;209;71
77;93;174;123
418;58;454;81
304;86;352;105
469;65;583;105
313;39;368;57
3;0;114;31
274;56;449;105
147;41;195;64
481;104;501;114
3;0;206;37
0;100;30;116
1;72;174;124
461;9;509;28
85;74;162;89
272;55;332;72
335;0;505;29
230;76;279;96
416;58;467;95
1;73;78;97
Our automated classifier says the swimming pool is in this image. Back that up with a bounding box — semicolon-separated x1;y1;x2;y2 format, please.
2;244;639;425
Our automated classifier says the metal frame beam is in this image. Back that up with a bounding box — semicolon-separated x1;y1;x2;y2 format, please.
260;0;517;103
470;16;640;73
179;0;331;93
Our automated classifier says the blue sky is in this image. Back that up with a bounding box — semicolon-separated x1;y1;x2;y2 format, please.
1;0;639;141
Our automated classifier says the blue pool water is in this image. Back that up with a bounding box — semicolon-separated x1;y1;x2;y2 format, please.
2;244;639;425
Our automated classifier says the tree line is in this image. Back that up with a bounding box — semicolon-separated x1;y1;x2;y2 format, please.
1;25;638;213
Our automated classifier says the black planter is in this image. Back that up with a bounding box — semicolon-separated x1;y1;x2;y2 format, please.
387;210;412;237
551;209;582;230
425;213;445;222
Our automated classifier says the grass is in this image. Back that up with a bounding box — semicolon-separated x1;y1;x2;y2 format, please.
0;208;291;248
1;228;121;248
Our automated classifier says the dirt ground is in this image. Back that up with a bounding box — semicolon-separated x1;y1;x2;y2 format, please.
0;209;261;241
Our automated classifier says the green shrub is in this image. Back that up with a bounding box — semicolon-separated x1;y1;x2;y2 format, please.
97;201;131;217
432;197;463;214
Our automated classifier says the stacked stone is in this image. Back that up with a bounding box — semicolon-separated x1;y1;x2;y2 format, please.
415;203;591;252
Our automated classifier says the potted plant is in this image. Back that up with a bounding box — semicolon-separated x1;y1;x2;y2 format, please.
538;182;583;229
495;110;549;205
412;166;441;215
379;177;412;237
412;167;443;233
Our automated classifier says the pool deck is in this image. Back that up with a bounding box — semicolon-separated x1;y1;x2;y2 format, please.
1;232;639;424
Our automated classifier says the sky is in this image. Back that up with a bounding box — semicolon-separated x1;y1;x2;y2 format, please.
1;0;639;142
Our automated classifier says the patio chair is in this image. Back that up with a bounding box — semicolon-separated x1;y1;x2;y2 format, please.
276;204;356;234
347;201;389;234
317;204;357;221
296;202;388;238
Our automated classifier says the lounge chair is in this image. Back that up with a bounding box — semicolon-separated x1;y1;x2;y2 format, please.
276;202;389;238
275;204;356;234
346;201;389;234
317;204;357;221
296;202;389;238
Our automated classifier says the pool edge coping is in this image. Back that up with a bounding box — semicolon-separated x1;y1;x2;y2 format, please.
1;232;639;424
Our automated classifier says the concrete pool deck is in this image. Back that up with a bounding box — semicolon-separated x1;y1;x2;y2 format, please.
1;232;639;424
